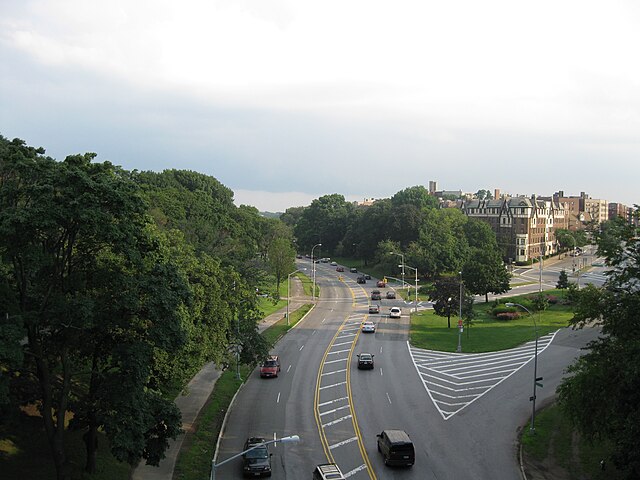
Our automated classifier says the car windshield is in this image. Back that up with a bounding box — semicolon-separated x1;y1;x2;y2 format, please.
360;354;372;360
264;360;277;367
245;446;268;459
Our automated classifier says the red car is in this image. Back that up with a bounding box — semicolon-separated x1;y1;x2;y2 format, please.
336;266;344;272
377;280;386;288
260;355;281;378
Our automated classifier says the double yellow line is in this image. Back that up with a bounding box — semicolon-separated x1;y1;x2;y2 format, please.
313;279;376;479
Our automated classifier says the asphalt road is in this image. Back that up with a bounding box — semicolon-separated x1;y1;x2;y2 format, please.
214;258;602;479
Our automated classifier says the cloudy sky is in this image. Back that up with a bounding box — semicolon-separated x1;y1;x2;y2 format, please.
1;0;639;212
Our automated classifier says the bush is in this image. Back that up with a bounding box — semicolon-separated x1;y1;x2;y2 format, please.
492;305;518;317
546;295;558;305
496;312;520;321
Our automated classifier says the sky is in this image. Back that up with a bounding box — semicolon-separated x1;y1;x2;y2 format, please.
1;0;639;212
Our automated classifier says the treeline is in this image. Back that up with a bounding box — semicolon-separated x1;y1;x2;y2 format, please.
0;136;293;479
282;188;511;302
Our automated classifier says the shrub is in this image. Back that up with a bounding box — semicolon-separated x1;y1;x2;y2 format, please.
496;312;520;321
546;295;558;304
492;305;518;317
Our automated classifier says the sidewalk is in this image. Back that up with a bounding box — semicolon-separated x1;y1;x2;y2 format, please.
132;276;311;480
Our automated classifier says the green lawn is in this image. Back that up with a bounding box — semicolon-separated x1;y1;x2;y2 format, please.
410;293;573;353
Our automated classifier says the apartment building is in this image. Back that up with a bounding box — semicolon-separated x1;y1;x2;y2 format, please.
553;191;608;229
461;195;568;263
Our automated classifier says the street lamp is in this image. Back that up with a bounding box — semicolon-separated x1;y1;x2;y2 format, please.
505;302;541;435
210;435;300;480
287;268;306;325
311;243;322;302
457;271;463;353
399;264;418;312
390;252;405;292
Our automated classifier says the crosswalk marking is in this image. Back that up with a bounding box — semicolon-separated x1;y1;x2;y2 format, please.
408;331;558;420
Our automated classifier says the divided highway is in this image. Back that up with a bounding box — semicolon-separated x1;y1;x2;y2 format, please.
214;259;601;479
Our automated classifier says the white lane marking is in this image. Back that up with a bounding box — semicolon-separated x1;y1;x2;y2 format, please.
322;368;347;376
324;357;349;365
329;436;358;449
380;367;383;376
408;330;559;420
386;392;392;404
327;349;351;355
277;392;281;403
322;318;326;323
344;464;368;477
380;346;383;354
318;396;349;407
299;345;304;351
320;404;351;417
312;330;317;335
319;381;347;390
322;414;353;428
333;340;353;347
287;365;292;373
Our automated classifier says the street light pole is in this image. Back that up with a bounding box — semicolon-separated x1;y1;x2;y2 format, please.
390;252;405;290
311;243;322;302
506;302;540;434
457;271;462;353
400;264;418;312
210;435;300;480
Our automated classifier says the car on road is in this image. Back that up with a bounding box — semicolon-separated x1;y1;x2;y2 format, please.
368;304;380;314
386;291;396;299
357;352;375;369
357;276;366;284
377;280;386;288
312;463;345;480
330;261;337;266
259;355;280;378
336;266;344;272
364;274;371;279
242;437;272;477
389;307;402;318
361;320;376;332
295;254;303;259
350;267;358;273
376;429;415;467
371;290;382;300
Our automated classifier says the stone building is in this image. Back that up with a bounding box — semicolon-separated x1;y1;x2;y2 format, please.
461;195;568;264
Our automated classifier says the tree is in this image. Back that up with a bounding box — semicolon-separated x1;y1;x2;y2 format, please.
557;212;640;478
0;138;189;478
293;194;354;254
556;269;569;289
267;237;296;295
463;248;511;302
429;275;461;328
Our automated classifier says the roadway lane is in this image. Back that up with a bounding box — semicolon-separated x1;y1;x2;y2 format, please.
214;261;358;478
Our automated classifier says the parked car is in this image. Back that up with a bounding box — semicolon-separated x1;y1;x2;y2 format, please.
361;320;376;332
242;437;272;477
368;304;380;314
371;290;382;300
389;307;402;318
336;266;344;272
377;280;387;288
386;291;396;299
357;352;375;369
357;276;366;284
295;254;303;259
312;463;345;480
350;267;358;273
259;355;280;378
376;430;415;467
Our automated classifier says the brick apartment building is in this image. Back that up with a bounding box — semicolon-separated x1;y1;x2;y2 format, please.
461;195;568;264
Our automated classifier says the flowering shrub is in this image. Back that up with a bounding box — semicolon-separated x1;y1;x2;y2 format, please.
496;312;520;321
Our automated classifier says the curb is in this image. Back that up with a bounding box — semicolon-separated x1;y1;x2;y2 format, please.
212;380;245;466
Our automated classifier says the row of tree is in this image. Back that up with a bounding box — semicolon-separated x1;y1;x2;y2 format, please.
282;188;511;306
0;136;293;479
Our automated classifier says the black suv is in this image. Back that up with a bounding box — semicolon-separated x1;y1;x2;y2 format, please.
242;437;272;477
357;353;374;369
371;290;382;300
356;276;366;284
376;430;415;467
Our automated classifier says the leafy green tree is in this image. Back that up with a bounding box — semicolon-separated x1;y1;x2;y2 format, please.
463;248;511;302
429;275;461;328
294;194;354;253
556;269;569;289
557;212;640;478
267;237;296;295
0;138;189;478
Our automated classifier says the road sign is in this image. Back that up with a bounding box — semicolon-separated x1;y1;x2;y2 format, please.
536;382;544;388
457;319;463;328
530;395;536;401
